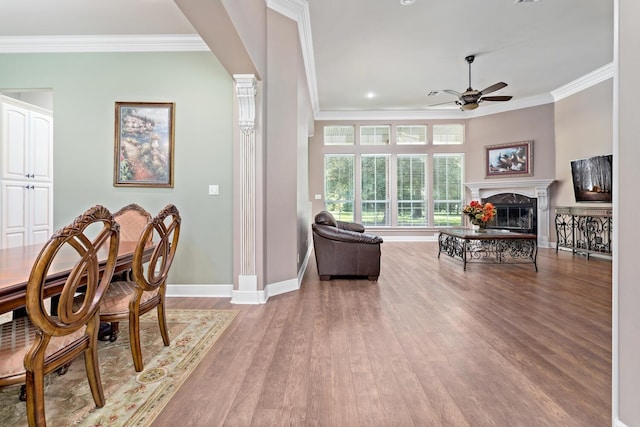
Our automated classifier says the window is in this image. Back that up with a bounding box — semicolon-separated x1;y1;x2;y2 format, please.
433;124;464;145
397;125;427;145
324;155;355;221
361;155;390;226
397;155;428;226
321;124;464;228
360;125;390;145
432;154;464;226
324;125;355;145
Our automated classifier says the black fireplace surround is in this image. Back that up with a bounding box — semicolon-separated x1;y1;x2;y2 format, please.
482;193;537;236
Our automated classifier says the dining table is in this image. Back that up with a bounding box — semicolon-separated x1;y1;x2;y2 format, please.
0;241;149;316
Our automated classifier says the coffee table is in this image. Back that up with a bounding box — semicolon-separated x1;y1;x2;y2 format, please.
438;228;538;271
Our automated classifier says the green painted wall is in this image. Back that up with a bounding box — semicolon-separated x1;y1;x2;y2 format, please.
0;52;234;285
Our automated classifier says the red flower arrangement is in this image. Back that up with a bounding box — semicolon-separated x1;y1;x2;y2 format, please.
462;200;496;227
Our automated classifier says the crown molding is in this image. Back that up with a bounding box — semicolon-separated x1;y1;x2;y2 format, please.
551;62;614;101
266;0;319;115
0;34;209;53
315;93;555;121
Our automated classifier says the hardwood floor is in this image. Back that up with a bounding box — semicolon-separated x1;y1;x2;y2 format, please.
156;242;611;427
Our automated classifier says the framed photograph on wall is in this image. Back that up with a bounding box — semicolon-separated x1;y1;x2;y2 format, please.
485;140;533;178
114;102;175;188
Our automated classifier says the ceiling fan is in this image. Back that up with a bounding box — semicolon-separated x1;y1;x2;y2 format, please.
429;55;512;111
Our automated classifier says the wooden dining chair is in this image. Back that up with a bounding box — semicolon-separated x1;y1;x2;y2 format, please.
99;204;181;372
113;203;153;245
0;205;120;426
112;203;152;282
98;204;152;342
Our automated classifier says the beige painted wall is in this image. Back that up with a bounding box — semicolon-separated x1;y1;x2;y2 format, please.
297;44;313;272
0;51;234;286
466;104;556;182
265;9;312;285
554;79;613;208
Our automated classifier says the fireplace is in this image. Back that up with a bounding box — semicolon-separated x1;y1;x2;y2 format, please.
465;179;554;246
482;193;537;235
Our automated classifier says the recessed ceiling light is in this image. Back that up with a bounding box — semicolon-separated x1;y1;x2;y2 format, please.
366;92;376;99
400;0;415;5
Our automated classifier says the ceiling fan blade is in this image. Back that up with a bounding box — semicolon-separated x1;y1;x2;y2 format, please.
480;95;513;102
427;100;458;107
479;82;507;95
443;89;462;97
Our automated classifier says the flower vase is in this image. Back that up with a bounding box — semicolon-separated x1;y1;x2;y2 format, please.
471;220;487;232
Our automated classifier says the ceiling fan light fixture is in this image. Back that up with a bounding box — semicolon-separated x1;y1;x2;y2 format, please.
461;103;479;111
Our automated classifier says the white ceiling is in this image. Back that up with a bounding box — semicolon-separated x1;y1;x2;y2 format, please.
0;0;614;117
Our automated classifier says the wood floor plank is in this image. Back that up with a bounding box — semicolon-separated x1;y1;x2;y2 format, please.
154;243;611;426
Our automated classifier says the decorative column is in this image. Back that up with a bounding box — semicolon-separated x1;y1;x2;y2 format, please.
233;74;258;299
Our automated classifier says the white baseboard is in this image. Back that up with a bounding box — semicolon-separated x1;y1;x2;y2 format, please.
615;418;628;427
166;283;233;298
164;241;307;304
266;277;300;298
231;289;267;304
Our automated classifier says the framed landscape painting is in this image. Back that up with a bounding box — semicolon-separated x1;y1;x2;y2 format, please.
114;102;175;188
485;140;533;178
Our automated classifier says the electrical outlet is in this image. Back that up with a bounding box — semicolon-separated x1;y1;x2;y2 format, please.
208;184;219;195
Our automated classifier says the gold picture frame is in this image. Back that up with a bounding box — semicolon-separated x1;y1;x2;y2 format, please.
114;102;175;188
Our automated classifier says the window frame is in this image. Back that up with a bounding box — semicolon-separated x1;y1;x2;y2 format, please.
432;124;465;145
323;154;356;222
320;123;465;228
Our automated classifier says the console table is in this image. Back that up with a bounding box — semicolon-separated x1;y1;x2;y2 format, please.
554;206;612;260
438;228;538;271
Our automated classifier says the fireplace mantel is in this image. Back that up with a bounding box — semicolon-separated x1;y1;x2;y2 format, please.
465;179;555;246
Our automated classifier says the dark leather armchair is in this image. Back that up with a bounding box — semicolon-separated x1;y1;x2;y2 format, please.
312;211;383;281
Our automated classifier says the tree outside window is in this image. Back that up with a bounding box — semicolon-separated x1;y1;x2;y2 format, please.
324;155;354;221
361;155;389;226
397;155;427;226
433;154;464;226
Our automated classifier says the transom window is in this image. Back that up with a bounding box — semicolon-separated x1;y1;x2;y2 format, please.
324;125;355;145
433;124;464;145
360;125;390;145
397;125;427;145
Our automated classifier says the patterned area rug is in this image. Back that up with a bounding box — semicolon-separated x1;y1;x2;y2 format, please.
0;309;238;426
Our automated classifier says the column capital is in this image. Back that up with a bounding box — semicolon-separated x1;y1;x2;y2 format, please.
234;74;257;135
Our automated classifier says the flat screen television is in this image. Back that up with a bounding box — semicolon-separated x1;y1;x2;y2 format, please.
570;154;613;203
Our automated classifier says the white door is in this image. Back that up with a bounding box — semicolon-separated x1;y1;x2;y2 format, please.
29;111;53;182
0;180;52;248
1;180;28;248
1;100;29;181
1;98;53;182
29;182;53;246
0;97;53;249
